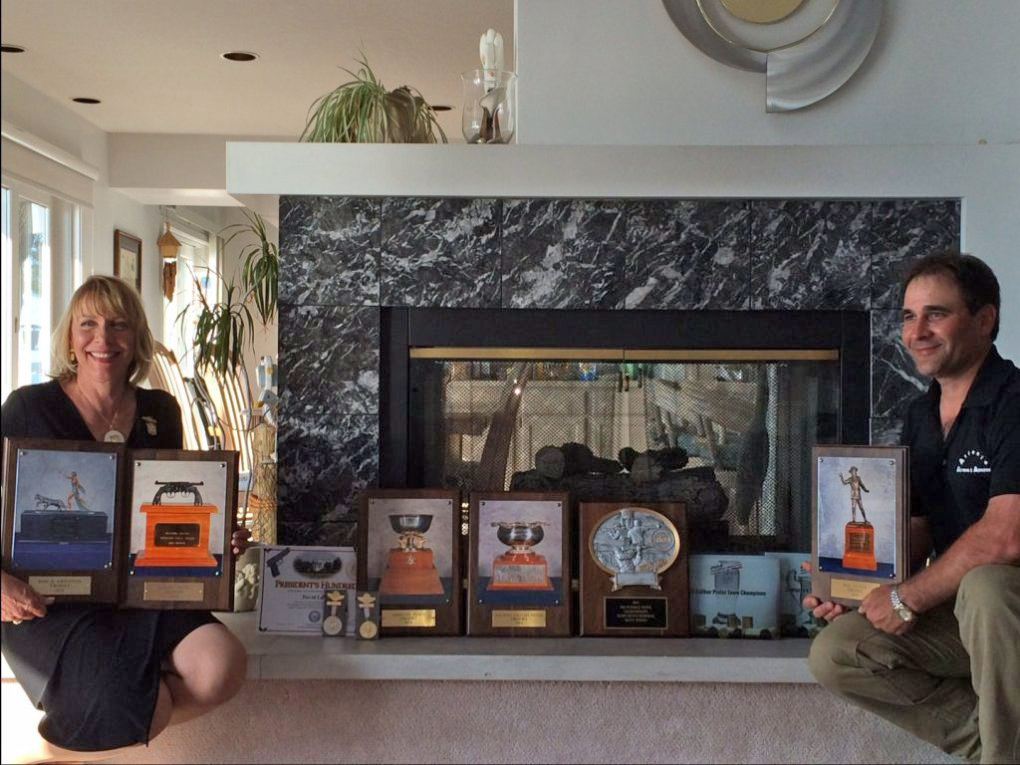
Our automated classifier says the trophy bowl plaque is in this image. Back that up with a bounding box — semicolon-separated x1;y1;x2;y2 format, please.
358;489;462;636
467;491;571;637
579;502;689;637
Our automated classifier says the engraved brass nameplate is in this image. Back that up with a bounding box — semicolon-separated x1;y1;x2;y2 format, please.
28;576;91;596
381;609;437;628
604;597;668;629
154;523;201;547
144;581;205;601
831;579;879;601
491;610;547;628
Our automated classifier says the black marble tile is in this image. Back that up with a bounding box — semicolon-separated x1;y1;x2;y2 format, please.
750;201;872;310
502;199;627;309
277;521;358;548
276;412;378;524
278;305;379;416
381;198;501;308
279;196;380;306
871;309;928;419
623;200;750;310
867;200;961;308
870;417;904;446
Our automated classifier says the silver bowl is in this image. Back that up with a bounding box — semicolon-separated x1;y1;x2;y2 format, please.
389;514;433;534
492;521;545;548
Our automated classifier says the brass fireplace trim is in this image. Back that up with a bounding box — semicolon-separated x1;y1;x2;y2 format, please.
409;347;839;362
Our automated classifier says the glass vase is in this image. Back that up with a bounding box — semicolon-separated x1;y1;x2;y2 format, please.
461;69;517;144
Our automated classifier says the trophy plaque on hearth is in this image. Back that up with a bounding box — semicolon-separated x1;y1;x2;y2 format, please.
811;446;909;607
579;502;689;636
124;450;238;611
358;489;461;636
467;491;570;637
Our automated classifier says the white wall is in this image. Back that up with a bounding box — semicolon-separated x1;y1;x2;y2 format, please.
516;0;1020;146
1;71;167;337
514;0;1020;358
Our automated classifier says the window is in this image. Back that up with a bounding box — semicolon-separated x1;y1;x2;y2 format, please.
162;217;217;379
0;178;83;402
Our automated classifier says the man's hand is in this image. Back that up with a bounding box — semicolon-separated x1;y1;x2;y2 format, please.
801;594;850;622
858;584;915;635
1;570;53;624
800;562;850;622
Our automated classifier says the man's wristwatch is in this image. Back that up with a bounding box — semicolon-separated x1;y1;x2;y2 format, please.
889;587;916;622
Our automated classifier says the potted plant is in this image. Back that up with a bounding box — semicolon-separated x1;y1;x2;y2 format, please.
184;209;278;377
301;55;447;143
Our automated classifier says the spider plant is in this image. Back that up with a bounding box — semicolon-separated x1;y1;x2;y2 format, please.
301;56;447;143
222;209;278;326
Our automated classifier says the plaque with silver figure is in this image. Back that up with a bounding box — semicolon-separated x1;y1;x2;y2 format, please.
589;507;680;591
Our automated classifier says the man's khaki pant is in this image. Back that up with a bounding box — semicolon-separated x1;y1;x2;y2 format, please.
809;565;1020;764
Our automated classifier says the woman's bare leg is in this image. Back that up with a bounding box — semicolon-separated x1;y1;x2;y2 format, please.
161;623;246;724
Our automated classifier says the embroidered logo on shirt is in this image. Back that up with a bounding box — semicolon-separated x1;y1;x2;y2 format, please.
141;416;158;436
956;449;991;474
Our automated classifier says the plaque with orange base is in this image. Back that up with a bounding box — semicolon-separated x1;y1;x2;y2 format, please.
134;502;219;568
841;522;877;572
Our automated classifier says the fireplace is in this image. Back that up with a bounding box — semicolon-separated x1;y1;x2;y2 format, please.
382;307;867;554
277;195;959;548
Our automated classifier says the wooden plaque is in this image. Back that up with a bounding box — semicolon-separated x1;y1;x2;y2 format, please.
579;502;689;637
358;488;462;636
810;445;909;607
467;491;571;637
2;438;128;604
121;449;238;611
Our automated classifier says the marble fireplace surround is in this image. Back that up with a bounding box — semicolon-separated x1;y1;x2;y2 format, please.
277;195;959;547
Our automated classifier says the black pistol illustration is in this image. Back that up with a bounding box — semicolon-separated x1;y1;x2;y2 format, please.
266;547;292;577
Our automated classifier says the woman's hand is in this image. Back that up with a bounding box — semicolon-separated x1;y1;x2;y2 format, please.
1;570;54;624
231;528;253;557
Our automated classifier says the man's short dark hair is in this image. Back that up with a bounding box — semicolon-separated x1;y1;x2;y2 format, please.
901;250;1000;341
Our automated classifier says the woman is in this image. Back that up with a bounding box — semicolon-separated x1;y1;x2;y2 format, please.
1;275;248;762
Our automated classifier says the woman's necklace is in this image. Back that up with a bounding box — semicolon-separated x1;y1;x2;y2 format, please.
75;382;131;443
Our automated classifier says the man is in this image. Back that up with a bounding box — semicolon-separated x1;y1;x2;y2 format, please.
806;251;1020;764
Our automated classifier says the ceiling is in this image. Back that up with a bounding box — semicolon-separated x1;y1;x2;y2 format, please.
0;0;514;141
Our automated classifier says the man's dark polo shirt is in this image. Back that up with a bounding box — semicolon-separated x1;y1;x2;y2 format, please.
903;345;1020;556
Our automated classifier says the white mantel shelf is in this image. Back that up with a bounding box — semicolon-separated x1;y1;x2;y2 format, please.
225;142;1015;201
216;613;814;684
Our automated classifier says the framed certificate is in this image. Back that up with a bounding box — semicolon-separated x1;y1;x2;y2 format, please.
467;491;571;637
257;545;357;635
811;445;909;606
358;488;462;636
2;438;127;603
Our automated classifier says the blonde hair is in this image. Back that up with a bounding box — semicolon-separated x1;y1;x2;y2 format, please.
51;275;154;385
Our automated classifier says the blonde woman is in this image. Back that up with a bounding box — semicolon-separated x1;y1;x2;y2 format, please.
1;275;248;762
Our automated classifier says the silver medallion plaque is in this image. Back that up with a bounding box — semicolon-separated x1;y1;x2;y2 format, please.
589;507;680;591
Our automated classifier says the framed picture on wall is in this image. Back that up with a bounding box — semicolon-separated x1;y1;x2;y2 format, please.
114;229;142;292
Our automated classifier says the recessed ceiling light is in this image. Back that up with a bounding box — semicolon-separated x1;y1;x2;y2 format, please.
431;105;453;112
1;44;27;53
222;51;258;62
72;97;101;104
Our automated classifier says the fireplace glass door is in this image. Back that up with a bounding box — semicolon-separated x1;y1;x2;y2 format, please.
409;352;841;553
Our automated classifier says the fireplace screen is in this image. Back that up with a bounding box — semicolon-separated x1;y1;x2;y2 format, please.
409;353;840;552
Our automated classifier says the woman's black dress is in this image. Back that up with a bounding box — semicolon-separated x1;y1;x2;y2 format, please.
1;379;219;751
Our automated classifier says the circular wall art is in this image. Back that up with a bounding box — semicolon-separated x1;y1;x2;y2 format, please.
662;0;883;111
